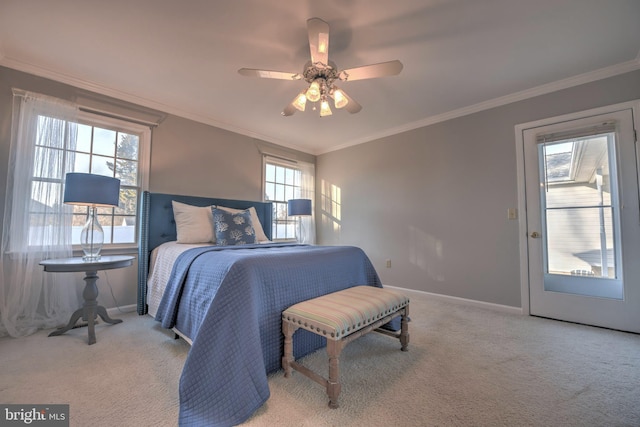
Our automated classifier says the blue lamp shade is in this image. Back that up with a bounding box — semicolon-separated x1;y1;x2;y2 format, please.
288;199;312;216
63;173;120;261
64;173;121;207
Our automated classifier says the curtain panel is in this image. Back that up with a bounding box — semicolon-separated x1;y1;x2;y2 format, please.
298;160;316;244
0;90;82;337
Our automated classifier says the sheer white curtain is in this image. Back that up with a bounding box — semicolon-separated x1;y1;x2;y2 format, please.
298;160;316;244
0;90;82;337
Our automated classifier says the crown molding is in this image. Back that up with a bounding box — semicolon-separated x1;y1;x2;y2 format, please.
2;55;638;157
318;59;640;155
0;56;299;149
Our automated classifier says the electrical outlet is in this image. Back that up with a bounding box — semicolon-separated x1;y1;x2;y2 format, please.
386;259;391;268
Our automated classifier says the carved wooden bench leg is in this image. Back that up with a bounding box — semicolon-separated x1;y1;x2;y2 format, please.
326;339;344;408
282;321;297;378
400;306;410;351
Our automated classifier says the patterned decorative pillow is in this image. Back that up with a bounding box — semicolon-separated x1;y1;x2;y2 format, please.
212;208;257;245
216;205;270;243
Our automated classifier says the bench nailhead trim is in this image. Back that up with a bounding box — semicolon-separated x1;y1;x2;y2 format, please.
282;288;409;341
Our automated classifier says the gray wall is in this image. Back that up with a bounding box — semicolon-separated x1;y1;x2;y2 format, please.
0;66;314;310
3;65;639;312
316;70;640;308
149;115;315;198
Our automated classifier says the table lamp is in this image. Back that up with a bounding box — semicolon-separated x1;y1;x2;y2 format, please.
287;198;312;243
63;173;121;261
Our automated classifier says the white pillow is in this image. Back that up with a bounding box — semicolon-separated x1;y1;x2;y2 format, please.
172;200;215;244
216;205;270;242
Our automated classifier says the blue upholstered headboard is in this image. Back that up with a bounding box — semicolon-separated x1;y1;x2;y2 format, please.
136;191;273;314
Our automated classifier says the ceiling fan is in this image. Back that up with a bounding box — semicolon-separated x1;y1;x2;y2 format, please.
238;18;403;117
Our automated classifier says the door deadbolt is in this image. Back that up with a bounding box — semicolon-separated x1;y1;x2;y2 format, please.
530;231;540;238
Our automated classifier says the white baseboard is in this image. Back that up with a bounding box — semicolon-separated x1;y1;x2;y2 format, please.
106;304;137;317
383;285;523;315
104;292;522;321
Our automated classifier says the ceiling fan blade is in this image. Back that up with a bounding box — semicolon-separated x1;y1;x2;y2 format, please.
282;102;297;116
330;86;362;114
238;68;302;80
340;90;362;114
339;60;403;81
307;18;330;65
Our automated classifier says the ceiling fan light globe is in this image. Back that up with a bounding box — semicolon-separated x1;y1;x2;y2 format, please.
293;93;307;112
320;99;332;117
333;89;348;109
306;80;321;102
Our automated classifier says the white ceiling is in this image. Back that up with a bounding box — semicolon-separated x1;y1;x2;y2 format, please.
1;1;639;155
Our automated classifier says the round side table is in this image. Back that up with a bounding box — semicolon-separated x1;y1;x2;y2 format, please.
40;255;134;345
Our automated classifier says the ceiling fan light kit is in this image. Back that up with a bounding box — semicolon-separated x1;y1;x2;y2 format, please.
332;88;348;109
238;18;403;118
306;79;322;103
292;91;307;112
320;98;332;117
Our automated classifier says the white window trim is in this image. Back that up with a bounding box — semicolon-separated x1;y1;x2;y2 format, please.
263;155;299;241
77;110;151;191
72;110;151;254
262;155;315;243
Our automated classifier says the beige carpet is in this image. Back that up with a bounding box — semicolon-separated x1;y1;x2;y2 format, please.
1;289;639;426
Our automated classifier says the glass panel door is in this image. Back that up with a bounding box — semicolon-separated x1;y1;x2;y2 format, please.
539;134;623;299
521;103;640;333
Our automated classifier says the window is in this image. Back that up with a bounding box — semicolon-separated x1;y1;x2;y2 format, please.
543;141;576;182
32;111;150;248
263;156;316;243
541;134;616;279
263;159;301;240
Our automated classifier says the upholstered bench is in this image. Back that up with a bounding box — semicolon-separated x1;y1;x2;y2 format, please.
282;285;410;408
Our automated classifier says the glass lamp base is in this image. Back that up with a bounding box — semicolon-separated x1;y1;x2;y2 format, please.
81;207;104;262
296;221;307;244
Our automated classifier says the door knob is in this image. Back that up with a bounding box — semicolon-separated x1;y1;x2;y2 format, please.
530;231;540;238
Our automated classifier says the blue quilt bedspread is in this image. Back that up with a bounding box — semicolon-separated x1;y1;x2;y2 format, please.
155;243;382;426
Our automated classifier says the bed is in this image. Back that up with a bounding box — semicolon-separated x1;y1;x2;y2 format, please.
137;191;387;426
